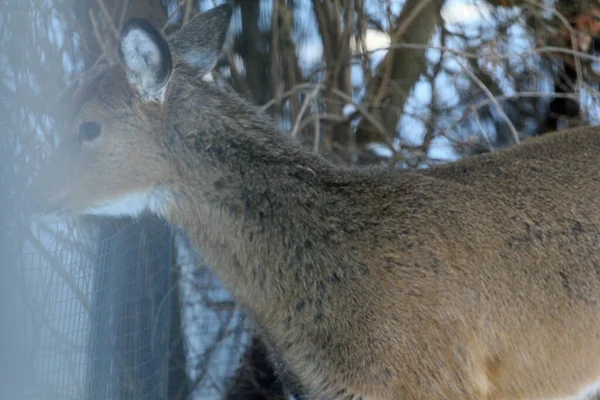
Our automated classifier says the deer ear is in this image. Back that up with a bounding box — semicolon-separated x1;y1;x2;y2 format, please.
119;18;173;102
168;4;234;75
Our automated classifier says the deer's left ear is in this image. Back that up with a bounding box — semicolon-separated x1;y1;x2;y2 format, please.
168;4;233;76
119;18;173;103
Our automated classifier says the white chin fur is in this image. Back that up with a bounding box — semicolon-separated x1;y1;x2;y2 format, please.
83;188;173;218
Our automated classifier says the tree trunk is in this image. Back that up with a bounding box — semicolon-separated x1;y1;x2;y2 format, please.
355;0;442;152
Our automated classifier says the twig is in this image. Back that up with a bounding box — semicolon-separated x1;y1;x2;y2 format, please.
525;0;584;122
162;1;186;31
117;0;131;32
259;82;317;112
290;84;321;137
373;0;434;107
473;111;494;152
330;87;394;150
89;10;116;65
262;81;395;150
313;95;321;153
457;58;520;144
352;43;600;66
94;0;120;40
444;92;578;139
183;0;193;24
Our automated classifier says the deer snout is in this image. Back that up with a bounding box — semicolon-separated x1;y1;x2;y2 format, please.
24;172;72;221
24;190;68;221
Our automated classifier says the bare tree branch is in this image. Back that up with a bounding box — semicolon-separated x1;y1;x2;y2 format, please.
355;0;442;151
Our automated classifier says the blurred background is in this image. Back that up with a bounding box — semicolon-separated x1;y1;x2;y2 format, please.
2;0;600;399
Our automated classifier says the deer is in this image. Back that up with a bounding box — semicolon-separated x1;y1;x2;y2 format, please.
25;3;600;400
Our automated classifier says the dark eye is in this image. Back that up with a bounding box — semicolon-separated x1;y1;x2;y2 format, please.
78;121;102;142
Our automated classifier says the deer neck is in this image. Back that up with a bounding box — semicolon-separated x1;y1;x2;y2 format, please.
161;79;354;329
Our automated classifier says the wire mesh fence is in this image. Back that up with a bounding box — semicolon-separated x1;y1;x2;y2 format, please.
7;216;251;400
175;233;251;399
21;247;92;399
84;218;173;400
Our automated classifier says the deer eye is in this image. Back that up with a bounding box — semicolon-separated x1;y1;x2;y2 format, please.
78;121;102;142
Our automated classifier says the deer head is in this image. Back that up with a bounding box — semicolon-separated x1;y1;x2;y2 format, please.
27;4;233;219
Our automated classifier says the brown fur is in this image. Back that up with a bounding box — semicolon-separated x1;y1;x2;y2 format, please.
27;5;600;400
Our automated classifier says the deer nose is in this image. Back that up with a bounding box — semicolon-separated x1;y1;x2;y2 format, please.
23;180;63;219
22;187;47;218
24;194;69;223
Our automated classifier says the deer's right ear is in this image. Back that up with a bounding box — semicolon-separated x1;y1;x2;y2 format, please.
119;18;173;103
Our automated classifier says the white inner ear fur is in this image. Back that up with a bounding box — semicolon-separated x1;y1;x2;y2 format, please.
121;29;162;72
121;29;169;102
